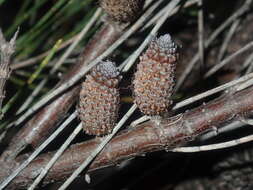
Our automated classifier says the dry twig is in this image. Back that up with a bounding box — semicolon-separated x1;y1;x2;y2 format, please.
0;29;18;118
198;0;205;69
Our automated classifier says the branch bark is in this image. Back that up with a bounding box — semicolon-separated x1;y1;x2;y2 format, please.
2;85;253;189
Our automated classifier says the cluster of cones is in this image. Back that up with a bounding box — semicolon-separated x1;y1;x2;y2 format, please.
78;34;179;136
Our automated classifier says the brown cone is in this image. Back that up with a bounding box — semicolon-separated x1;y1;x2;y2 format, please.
100;0;144;23
78;61;121;136
133;34;179;116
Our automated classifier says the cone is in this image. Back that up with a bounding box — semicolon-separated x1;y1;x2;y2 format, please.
100;0;144;23
133;34;179;116
78;61;121;136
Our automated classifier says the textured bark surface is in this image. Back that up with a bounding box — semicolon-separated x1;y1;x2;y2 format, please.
2;85;253;189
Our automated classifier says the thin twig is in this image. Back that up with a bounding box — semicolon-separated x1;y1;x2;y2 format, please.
200;121;245;141
240;118;253;125
246;61;253;74
235;77;253;91
243;51;253;68
198;0;204;69
172;134;253;153
217;19;240;63
244;52;253;74
130;115;150;127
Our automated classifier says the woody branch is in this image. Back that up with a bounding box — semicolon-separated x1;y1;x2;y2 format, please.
2;85;253;189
